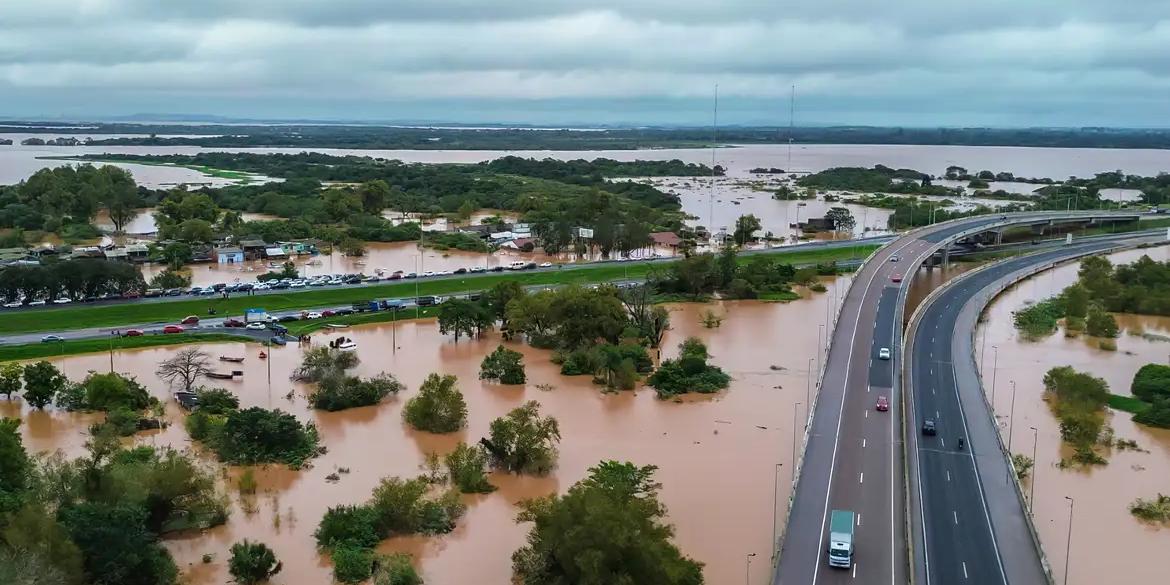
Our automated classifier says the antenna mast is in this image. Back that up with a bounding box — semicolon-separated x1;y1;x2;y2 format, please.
788;84;795;171
709;83;719;248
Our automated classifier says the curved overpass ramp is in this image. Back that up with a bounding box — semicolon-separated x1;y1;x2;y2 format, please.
772;210;1142;585
904;232;1164;585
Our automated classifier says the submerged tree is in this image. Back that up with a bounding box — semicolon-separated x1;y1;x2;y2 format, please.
483;401;560;475
511;461;704;585
229;540;282;585
479;346;527;385
155;348;212;392
402;374;468;433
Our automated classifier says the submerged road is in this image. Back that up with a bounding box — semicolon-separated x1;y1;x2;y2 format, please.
905;233;1164;585
773;210;1143;585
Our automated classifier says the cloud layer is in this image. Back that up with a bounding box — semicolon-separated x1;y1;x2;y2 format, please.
1;1;1168;125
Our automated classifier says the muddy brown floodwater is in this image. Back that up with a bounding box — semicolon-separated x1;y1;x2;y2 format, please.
976;246;1170;585
0;278;848;585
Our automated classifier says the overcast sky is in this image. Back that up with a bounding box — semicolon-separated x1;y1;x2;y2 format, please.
1;0;1168;127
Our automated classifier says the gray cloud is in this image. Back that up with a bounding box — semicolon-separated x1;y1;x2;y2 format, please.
1;1;1168;126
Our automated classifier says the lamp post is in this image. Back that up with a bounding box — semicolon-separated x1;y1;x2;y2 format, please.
818;324;824;373
771;463;783;562
806;357;814;414
990;345;999;412
1008;381;1018;452
108;332;115;373
413;254;422;319
791;402;802;476
1063;496;1075;585
1029;426;1038;512
745;553;757;585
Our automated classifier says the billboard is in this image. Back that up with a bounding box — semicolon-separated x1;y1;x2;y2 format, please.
577;227;594;239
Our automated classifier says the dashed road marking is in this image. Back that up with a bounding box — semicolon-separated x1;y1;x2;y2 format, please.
862;438;867;448
859;473;865;484
962;562;969;579
953;511;959;525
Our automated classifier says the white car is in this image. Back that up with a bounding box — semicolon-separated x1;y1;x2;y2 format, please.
245;322;267;330
52;298;72;304
2;301;21;308
305;312;323;319
889;255;900;263
290;281;306;288
28;299;46;306
878;347;891;360
253;283;270;291
469;266;486;273
539;262;553;268
422;271;436;277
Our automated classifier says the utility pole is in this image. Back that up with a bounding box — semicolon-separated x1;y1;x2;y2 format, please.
709;83;719;248
1029;426;1038;512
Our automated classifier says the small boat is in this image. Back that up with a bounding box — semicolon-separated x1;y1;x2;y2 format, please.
270;336;287;346
219;356;245;363
325;323;349;329
337;340;357;350
259;351;268;359
206;372;234;380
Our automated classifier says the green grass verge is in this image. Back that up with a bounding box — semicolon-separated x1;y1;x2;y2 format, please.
284;306;440;336
0;244;877;335
1108;394;1153;414
0;333;256;362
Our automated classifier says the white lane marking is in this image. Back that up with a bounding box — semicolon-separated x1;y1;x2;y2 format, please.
810;239;917;585
936;410;940;419
941;437;946;448
857;514;862;526
946;470;951;482
947;338;1010;584
862;438;867;448
859;473;864;484
962;562;969;579
853;563;858;578
953;510;958;525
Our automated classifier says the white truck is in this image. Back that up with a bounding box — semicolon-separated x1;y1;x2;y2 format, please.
828;509;855;568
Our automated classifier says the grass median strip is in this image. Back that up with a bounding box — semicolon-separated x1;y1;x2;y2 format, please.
0;333;257;362
0;244;877;335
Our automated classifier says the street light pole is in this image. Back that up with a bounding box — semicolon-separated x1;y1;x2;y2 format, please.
1008;380;1018;451
1063;496;1075;585
745;553;757;585
1029;426;1039;513
991;345;1000;412
806;357;814;414
792;402;802;476
771;463;783;563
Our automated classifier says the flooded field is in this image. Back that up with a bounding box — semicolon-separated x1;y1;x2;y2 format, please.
0;284;847;584
976;246;1170;585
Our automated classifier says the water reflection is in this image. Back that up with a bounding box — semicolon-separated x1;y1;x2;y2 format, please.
977;246;1170;585
1;280;847;584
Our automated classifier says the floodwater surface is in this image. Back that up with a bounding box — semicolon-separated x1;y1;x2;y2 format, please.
0;283;848;584
976;246;1170;585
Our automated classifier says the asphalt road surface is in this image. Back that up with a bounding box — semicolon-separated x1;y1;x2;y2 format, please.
905;234;1162;585
773;210;1144;585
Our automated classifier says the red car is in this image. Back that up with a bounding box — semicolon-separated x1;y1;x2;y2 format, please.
122;329;144;337
163;325;185;334
180;315;200;325
876;396;889;411
222;318;245;328
890;274;903;283
322;309;336;317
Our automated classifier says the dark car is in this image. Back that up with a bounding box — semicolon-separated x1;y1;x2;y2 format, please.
165;288;184;296
921;419;937;436
523;262;537;270
335;308;354;316
490;266;505;272
277;314;299;323
416;295;440;306
454;268;468;274
237;283;254;291
271;281;291;290
344;276;363;284
267;323;289;335
211;283;227;291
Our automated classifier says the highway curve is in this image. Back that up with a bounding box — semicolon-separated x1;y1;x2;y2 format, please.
904;233;1164;585
773;210;1142;585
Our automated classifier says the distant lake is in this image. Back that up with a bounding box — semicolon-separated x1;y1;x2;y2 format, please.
2;134;1170;187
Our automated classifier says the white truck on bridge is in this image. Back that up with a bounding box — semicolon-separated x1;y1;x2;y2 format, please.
828;509;856;568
